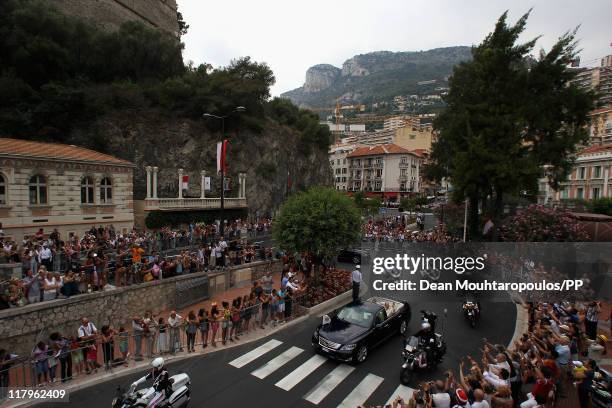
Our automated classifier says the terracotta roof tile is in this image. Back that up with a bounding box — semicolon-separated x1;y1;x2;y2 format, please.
578;144;612;156
0;138;133;166
588;106;612;115
347;143;414;158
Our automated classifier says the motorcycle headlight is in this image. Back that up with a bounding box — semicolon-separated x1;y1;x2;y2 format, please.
340;343;356;351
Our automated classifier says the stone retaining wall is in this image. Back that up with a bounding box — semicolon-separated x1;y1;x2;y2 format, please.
0;260;279;355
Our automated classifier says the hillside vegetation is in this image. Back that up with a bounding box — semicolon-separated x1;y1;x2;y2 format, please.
281;47;472;108
0;0;332;214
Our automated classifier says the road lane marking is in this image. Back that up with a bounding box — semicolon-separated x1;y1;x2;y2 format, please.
303;364;354;405
338;373;384;408
275;354;327;390
251;346;304;379
229;339;283;368
385;385;415;407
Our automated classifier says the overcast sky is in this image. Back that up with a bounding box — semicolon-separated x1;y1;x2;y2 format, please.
177;0;611;97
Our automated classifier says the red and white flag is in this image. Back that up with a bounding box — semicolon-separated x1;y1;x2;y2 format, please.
182;175;189;190
216;140;228;174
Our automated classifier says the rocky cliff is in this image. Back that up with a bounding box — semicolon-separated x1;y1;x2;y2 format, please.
282;46;472;108
68;109;332;216
304;64;341;92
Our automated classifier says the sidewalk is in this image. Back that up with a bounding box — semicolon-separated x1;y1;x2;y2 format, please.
3;270;306;408
158;270;283;320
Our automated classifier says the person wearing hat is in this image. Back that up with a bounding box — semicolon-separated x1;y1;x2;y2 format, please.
587;333;608;361
351;264;362;302
453;388;469;407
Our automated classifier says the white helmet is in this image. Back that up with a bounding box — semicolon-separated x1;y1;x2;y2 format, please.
151;357;165;369
421;322;431;331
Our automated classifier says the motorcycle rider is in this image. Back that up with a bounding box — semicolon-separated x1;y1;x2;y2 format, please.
463;298;481;319
131;357;173;399
413;321;440;366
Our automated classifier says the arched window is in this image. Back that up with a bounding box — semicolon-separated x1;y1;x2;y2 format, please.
100;177;112;204
81;177;94;204
29;175;47;205
0;174;6;205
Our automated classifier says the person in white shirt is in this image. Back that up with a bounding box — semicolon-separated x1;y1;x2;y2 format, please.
77;317;98;373
43;272;57;301
167;311;183;353
430;380;451;408
483;367;510;389
351;265;362;302
471;389;489;408
40;245;53;271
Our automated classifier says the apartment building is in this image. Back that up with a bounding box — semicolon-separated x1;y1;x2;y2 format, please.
346;144;422;202
538;144;612;203
570;55;612;107
588;106;612;145
329;143;357;191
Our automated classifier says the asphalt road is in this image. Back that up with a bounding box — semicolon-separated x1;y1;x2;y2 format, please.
39;293;515;408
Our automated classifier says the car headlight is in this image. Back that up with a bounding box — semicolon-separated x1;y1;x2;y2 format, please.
340;344;356;351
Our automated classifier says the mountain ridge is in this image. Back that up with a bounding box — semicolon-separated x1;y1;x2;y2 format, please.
282;46;472;108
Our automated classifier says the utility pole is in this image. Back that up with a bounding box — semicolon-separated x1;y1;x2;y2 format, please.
203;106;246;237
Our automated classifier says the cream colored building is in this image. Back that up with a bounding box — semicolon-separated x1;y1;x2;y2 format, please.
329;143;357;191
588;106;612;146
347;144;422;202
0;138;135;241
394;126;436;151
570;56;612;107
538;144;612;203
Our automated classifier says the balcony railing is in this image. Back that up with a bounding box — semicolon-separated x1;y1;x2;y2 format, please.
144;197;248;211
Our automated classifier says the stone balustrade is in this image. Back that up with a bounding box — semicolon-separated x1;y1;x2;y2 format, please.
144;197;248;211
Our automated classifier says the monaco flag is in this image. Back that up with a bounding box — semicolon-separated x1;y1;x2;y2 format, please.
216;140;228;174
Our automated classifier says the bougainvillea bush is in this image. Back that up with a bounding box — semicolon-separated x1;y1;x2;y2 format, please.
500;205;590;242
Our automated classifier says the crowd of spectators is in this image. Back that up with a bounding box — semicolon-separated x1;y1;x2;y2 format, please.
375;301;610;408
363;216;459;243
0;254;309;391
0;219;273;309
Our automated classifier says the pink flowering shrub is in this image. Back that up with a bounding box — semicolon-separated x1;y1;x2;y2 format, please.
500;205;590;242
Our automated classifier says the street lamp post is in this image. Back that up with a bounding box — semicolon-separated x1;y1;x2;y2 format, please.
203;106;246;237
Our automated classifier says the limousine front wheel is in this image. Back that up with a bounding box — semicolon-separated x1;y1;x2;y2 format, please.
354;345;368;363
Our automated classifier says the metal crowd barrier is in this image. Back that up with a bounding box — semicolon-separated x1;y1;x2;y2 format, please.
0;294;307;393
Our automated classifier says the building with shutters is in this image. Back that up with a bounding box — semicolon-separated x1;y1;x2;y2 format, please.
0;138;135;241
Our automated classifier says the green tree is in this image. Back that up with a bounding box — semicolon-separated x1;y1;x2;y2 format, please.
273;187;361;265
427;11;595;239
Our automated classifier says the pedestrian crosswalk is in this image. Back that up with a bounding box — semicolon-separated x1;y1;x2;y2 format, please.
251;346;304;379
229;339;283;368
338;373;384;408
275;354;327;391
303;365;355;405
228;338;416;407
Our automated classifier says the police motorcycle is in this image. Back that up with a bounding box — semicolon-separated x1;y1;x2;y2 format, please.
400;310;447;385
112;357;191;408
462;296;480;328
